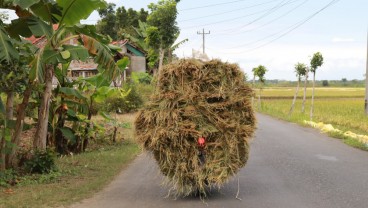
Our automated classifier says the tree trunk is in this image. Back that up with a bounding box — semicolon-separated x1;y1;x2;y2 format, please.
289;78;300;117
0;132;5;171
0;119;6;171
34;65;53;150
310;72;316;120
1;91;14;170
168;48;172;63
6;91;14;120
252;75;255;107
301;69;309;113
7;84;33;168
158;48;165;74
258;88;262;110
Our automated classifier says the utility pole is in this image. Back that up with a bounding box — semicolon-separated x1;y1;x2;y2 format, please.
365;28;368;114
197;28;210;54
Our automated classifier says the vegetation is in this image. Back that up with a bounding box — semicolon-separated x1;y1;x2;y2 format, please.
0;0;178;205
309;52;324;120
146;0;180;72
256;87;368;149
0;0;133;172
252;65;267;108
0;141;140;208
289;62;307;116
255;87;365;98
254;79;365;88
96;3;149;40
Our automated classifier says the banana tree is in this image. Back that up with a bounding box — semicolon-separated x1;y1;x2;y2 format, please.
1;0;128;167
53;62;129;154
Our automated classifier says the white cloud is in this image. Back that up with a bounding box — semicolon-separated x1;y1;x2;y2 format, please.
175;42;366;80
331;37;355;43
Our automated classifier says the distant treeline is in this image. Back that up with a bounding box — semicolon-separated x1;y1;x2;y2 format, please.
249;79;365;88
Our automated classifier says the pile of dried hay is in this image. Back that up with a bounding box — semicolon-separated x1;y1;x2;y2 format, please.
135;59;256;196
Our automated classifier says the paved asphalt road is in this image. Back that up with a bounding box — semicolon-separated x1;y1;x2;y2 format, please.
70;114;368;208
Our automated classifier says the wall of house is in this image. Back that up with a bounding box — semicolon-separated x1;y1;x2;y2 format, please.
130;56;146;72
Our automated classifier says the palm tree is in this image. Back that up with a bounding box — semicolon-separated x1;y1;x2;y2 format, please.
309;52;324;120
289;62;307;117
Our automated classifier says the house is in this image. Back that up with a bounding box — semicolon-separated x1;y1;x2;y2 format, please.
25;28;147;85
112;40;146;79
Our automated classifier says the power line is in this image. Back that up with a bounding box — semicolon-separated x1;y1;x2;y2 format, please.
216;0;309;37
178;0;281;22
179;0;252;12
219;0;341;54
180;0;300;30
236;0;309;34
221;0;298;33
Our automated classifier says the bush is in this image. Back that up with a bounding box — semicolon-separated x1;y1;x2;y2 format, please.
322;80;329;87
24;149;57;174
0;169;17;187
131;72;153;84
105;83;144;113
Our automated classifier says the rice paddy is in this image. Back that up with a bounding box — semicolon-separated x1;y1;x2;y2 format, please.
255;87;368;149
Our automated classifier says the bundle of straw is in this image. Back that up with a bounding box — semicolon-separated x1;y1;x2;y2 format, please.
135;59;255;196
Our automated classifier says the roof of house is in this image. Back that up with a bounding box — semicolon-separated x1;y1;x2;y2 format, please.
111;40;145;57
25;24;59;47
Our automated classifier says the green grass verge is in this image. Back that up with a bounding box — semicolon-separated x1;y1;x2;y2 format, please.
0;141;141;208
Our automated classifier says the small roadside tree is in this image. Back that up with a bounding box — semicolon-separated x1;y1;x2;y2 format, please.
289;62;306;117
252;65;267;109
309;52;324;120
301;66;309;113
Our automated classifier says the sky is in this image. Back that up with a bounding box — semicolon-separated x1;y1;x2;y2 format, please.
2;0;368;81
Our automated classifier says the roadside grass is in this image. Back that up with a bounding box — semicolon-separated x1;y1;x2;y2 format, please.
255;87;368;150
0;113;141;208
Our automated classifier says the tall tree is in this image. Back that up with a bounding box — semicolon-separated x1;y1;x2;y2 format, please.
301;67;309;113
309;52;324;120
289;62;306;117
97;5;149;40
146;0;179;73
97;3;117;40
252;65;267;109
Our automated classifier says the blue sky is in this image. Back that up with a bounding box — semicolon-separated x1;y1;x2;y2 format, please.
2;0;367;80
109;0;367;81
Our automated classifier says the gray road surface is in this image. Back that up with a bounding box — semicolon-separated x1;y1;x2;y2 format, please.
70;114;368;208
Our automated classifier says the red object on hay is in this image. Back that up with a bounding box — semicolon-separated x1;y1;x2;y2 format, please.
197;137;206;147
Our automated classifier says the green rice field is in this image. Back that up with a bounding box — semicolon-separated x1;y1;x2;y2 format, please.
255;87;368;136
255;87;365;98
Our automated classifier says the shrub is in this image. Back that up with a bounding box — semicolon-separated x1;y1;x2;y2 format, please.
322;80;329;87
0;169;17;187
131;72;153;84
24;149;57;174
106;83;144;113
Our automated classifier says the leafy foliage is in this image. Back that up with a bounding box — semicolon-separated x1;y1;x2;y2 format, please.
310;52;324;73
105;83;144;114
24;149;57;174
146;0;179;49
96;4;149;40
294;62;307;80
252;65;268;83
